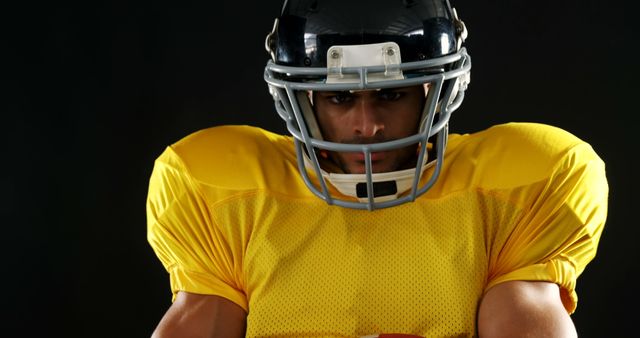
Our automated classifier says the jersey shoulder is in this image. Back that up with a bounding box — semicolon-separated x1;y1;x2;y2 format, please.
159;125;302;195
444;122;604;190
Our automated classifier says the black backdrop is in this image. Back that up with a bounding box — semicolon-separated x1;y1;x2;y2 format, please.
4;0;638;337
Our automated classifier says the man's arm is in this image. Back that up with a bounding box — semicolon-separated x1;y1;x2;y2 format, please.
151;291;247;338
477;280;577;338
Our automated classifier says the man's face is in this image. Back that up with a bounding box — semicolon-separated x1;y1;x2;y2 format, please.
313;85;425;174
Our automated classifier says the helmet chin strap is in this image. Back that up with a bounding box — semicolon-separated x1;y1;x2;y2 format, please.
302;152;435;203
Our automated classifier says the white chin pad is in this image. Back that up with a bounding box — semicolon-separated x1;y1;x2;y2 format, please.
303;152;434;203
326;42;404;84
327;168;420;203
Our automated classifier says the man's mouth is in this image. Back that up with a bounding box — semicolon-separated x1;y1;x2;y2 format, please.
351;151;386;163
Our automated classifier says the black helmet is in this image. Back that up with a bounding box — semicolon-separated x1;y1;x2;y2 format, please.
264;0;471;210
268;0;466;67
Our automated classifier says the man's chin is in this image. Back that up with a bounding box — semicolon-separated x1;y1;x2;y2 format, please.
322;154;407;174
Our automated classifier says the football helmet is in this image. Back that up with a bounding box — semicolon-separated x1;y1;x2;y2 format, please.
264;0;471;210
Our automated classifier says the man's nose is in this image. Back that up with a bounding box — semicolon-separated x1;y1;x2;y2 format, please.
352;98;384;138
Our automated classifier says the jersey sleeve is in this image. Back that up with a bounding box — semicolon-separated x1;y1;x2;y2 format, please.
146;146;248;310
485;142;608;314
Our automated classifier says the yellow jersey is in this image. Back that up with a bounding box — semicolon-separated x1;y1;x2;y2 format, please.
146;122;607;337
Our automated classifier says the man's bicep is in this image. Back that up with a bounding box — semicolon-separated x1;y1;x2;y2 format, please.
152;292;246;338
477;280;577;338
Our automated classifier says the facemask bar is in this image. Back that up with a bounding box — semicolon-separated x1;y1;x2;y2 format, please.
264;48;471;210
266;48;470;139
283;79;439;210
266;48;470;92
291;128;448;210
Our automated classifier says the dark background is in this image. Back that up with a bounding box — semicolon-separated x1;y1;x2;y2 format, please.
3;0;638;336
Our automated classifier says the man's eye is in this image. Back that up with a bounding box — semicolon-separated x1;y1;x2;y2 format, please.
377;90;403;101
329;92;352;104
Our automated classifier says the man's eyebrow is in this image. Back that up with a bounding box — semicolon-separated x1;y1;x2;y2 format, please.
318;91;351;95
